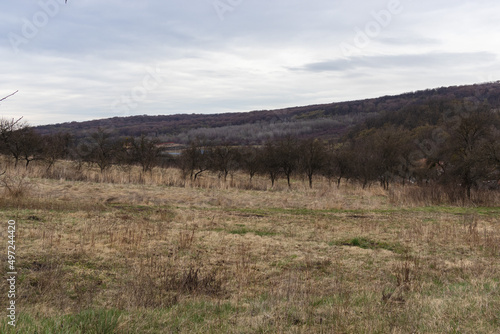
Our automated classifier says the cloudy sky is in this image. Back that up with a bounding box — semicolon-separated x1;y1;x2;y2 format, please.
1;0;499;126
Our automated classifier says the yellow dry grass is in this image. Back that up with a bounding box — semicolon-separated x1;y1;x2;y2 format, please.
0;160;499;333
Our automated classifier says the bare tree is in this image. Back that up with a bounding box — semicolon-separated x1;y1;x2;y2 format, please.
325;143;354;188
0;92;20;173
299;138;327;188
372;126;412;190
179;139;211;181
16;127;44;168
0;117;27;167
76;128;121;173
275;136;300;188
349;133;383;189
239;146;262;183
260;140;282;188
125;135;163;172
435;107;498;199
41;132;72;171
209;142;240;182
485;127;500;176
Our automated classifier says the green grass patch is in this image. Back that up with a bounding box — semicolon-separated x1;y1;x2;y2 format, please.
126;301;239;333
0;309;122;334
331;237;406;253
228;227;249;235
109;203;155;214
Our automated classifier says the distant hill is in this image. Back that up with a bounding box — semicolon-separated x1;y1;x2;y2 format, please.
34;81;500;144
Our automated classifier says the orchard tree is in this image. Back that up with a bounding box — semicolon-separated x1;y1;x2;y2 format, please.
371;125;412;190
15;127;44;168
325;143;355;188
209;142;240;181
260;140;282;188
41;132;73;171
299;138;327;188
275;136;300;188
179;139;211;181
126;135;163;172
0;92;23;165
485;127;500;178
239;146;262;183
350;132;384;188
77;127;121;172
436;107;499;199
0;117;26;166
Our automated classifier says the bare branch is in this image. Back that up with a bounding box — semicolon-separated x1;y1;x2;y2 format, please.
0;91;18;103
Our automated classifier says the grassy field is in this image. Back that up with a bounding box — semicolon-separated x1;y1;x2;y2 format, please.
0;164;499;333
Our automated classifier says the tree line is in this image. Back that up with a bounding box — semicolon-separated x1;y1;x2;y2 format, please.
1;103;499;200
176;101;500;199
177;117;499;199
0;121;163;173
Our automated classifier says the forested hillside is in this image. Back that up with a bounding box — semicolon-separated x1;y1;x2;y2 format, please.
34;82;500;144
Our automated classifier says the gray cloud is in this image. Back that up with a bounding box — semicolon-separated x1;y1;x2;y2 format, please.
378;36;441;46
1;0;500;125
298;52;498;72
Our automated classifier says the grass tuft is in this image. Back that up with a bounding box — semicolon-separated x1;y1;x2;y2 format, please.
331;237;406;253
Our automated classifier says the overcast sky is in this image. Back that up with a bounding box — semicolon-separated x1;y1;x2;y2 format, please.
1;0;500;126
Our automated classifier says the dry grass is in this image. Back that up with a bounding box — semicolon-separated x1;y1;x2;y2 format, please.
389;184;500;207
0;160;499;333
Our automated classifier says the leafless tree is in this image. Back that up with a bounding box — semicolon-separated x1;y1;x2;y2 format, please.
16;127;44;168
76;128;121;173
0;117;27;167
275;136;300;188
41;132;72;171
179;139;211;181
260;140;282;188
239;146;262;183
325;143;354;188
209;142;240;182
125;135;163;173
298;138;327;188
433;105;498;199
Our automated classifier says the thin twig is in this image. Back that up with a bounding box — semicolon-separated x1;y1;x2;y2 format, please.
0;91;18;103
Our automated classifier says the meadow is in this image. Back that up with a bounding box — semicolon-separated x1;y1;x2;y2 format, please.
0;162;499;333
